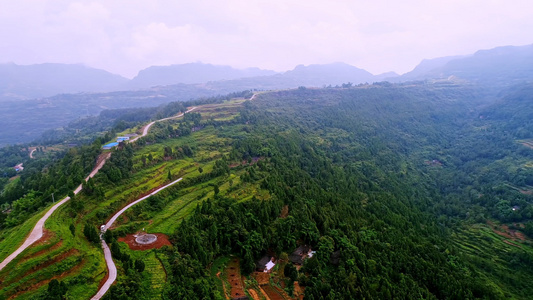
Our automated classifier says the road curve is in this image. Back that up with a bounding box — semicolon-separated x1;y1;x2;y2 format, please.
29;148;36;159
91;177;183;300
91;108;195;299
0;107;196;272
0;152;111;271
130;107;197;143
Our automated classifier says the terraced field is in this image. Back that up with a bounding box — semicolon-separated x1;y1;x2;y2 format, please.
0;98;262;299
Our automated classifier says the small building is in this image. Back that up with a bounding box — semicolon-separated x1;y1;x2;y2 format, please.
117;136;130;142
13;163;24;172
102;142;119;150
256;255;275;272
289;245;312;265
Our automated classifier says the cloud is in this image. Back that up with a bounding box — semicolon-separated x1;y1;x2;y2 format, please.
0;0;532;77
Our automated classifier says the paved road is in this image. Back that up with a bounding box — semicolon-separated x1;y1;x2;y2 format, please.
91;108;195;299
130;107;196;143
91;177;183;300
0;152;111;271
0;107;196;272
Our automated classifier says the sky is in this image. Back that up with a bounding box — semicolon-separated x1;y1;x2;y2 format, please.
0;0;532;78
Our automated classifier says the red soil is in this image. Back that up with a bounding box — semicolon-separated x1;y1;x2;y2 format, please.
503;240;522;248
294;282;305;300
118;233;172;250
261;285;284;300
5;251;83;299
280;205;289;219
487;221;528;244
253;272;270;285
226;258;246;299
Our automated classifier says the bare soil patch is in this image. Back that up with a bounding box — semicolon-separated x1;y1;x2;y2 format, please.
253;272;270;285
248;289;261;300
503;240;522;248
280;205;289;219
226;258;246;299
118;233;171;250
486;221;528;245
261;285;284;300
294;282;305;300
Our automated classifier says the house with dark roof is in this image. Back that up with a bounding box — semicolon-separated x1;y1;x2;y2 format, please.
289;245;312;265
256;255;275;272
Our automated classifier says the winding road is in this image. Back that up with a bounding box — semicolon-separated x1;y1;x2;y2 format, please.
0;107;195;274
91;177;183;300
130;107;196;143
0;152;111;271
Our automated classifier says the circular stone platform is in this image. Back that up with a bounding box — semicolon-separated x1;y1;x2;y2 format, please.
135;234;158;245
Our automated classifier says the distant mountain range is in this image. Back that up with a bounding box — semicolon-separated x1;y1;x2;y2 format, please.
0;63;129;100
2;44;533;145
129;63;277;88
0;61;400;101
2;44;532;102
394;44;533;86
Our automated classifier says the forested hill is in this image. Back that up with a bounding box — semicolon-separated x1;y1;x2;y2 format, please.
1;83;533;299
224;85;533;299
168;84;533;299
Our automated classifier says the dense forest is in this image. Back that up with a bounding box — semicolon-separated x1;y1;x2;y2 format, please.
1;82;533;299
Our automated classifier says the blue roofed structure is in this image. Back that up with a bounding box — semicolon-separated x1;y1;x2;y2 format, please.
102;142;119;150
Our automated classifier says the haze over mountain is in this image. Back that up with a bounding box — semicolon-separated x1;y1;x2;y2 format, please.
129;63;277;88
2;44;533;146
0;63;128;100
397;44;533;86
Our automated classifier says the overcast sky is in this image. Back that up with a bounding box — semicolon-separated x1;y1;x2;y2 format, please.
1;0;532;78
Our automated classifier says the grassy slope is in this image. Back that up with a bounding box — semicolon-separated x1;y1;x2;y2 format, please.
0;99;266;299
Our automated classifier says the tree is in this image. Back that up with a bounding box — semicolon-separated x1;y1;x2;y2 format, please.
135;259;145;272
46;279;67;300
83;224;100;245
285;262;298;281
69;224;75;236
168;170;172;181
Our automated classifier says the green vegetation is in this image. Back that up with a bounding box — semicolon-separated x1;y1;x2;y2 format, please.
1;83;533;299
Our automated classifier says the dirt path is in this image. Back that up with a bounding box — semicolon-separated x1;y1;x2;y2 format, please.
29;148;36;159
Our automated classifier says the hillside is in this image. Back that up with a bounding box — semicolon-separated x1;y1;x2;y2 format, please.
0;62;392;146
1;83;533;299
